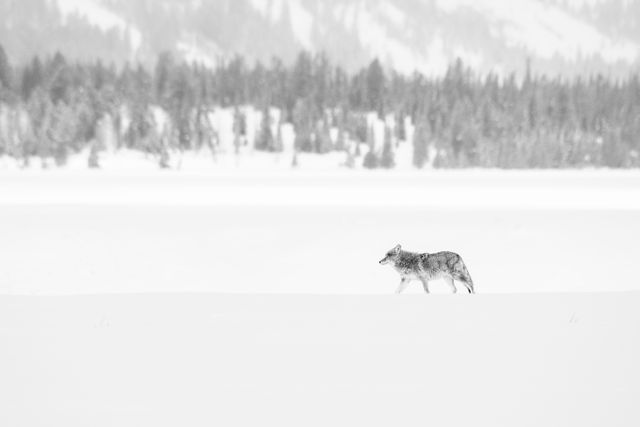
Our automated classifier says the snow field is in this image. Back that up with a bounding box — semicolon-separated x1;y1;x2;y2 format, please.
1;170;638;427
0;292;638;427
0;170;639;295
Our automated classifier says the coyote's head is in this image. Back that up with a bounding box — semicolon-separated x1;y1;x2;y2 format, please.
379;244;401;265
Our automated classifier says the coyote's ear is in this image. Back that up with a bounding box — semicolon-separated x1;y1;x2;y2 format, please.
394;244;401;253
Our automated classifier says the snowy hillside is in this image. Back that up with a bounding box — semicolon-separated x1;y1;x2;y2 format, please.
55;0;143;51
1;292;638;427
1;0;639;76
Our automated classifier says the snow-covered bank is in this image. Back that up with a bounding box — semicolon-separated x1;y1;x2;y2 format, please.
1;292;638;427
1;170;640;295
2;169;640;209
1;205;639;295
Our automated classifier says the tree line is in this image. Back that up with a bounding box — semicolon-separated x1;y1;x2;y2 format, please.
0;43;639;169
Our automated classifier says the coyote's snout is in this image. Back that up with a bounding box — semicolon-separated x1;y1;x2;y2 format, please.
380;244;475;294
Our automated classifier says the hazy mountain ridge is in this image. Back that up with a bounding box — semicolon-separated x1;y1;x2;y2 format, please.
0;0;639;77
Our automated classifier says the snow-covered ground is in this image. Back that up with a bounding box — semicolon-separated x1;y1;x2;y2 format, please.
1;292;638;427
2;169;638;426
0;169;639;294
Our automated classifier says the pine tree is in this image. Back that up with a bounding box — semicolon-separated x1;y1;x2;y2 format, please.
275;123;284;152
316;119;333;153
21;57;43;101
155;51;175;106
397;112;407;142
170;65;195;149
159;144;171;169
292;98;313;152
88;141;100;168
363;122;379;169
256;105;274;151
380;126;395;169
0;44;12;93
292;51;313;101
413;121;429;168
366;59;385;116
362;149;379;169
335;128;347;152
48;52;71;104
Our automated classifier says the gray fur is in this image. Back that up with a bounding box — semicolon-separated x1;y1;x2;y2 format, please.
379;244;475;294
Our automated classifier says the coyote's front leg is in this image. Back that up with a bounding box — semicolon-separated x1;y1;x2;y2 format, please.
396;278;410;294
420;277;430;294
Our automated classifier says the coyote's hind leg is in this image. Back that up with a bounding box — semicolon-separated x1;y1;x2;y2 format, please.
443;276;457;294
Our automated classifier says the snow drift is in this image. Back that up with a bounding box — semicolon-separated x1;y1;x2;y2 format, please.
1;292;638;427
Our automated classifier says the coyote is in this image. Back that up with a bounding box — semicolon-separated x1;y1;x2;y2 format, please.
379;245;475;294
